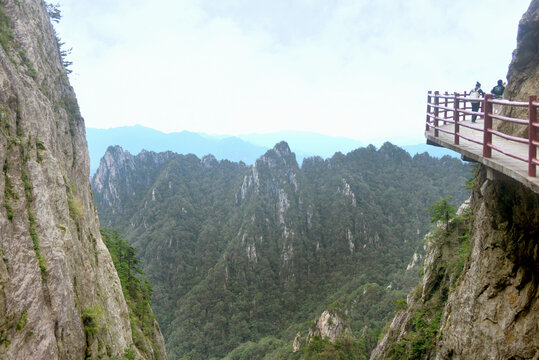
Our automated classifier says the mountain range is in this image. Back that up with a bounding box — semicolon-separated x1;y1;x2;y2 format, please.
91;141;470;359
86;126;457;174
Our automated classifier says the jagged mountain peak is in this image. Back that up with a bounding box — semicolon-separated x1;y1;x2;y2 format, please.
378;141;412;162
201;154;218;168
90;139;471;359
255;141;299;170
273;140;292;155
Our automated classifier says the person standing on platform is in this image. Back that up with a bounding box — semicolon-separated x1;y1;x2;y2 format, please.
491;80;506;114
491;79;506;99
470;82;485;122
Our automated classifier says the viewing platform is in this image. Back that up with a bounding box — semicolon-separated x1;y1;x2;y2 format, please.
425;91;539;194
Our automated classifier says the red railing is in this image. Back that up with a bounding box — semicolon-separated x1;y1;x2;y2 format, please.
426;91;539;176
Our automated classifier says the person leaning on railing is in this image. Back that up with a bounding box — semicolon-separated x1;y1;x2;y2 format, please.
470;81;485;122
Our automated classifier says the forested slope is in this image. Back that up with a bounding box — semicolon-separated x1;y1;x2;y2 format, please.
92;142;470;359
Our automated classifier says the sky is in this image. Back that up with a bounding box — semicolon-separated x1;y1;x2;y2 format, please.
55;0;531;145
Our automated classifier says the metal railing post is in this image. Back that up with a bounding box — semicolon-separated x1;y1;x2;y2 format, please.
528;96;537;177
463;91;468;120
434;91;439;137
426;91;432;131
480;95;485;120
444;91;449;124
454;92;459;145
483;94;493;158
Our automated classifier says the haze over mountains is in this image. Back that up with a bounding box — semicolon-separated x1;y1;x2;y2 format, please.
2;0;537;359
86;126;457;174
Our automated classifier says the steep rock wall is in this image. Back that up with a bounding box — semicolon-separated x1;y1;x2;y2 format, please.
373;3;539;357
434;167;538;359
496;0;539;137
0;0;166;359
371;166;538;359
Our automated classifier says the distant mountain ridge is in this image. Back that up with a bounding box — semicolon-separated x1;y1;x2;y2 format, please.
86;126;457;174
86;126;267;174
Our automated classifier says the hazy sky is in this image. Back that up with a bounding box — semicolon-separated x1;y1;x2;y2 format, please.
56;0;531;144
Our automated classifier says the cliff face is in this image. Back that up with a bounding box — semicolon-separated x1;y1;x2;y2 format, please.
497;0;539;136
0;1;166;359
373;3;539;358
371;166;538;359
435;167;538;359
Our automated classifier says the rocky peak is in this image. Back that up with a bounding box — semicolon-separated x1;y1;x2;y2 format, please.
273;141;292;156
237;141;302;205
91;146;178;216
93;146;135;185
91;146;137;211
257;141;298;170
201;154;218;167
378;142;412;162
310;310;350;343
292;308;352;354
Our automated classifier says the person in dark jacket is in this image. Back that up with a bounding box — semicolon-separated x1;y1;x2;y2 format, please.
470;82;485;122
491;79;505;99
491;80;506;114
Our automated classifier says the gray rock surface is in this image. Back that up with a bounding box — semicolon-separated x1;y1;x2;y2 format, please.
370;166;538;359
496;0;539;137
0;1;167;358
434;168;538;359
372;3;539;358
309;310;350;343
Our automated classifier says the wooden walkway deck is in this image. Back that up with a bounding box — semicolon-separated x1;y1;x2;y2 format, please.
425;118;539;194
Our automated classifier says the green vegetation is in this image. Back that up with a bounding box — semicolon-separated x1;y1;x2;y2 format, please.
21;166;47;279
0;5;15;54
393;299;407;311
2;1;71;77
35;138;45;150
45;2;62;23
67;195;83;220
81;305;102;336
63;178;83;222
22;170;32;200
382;198;471;359
0;104;8;138
388;307;442;359
17;49;37;79
58;97;81;136
15;310;28;331
29;211;47;279
0;5;38;77
36;138;45;163
3;162;15;221
92;143;470;359
427;196;456;234
101;228;158;359
223;336;288;360
81;305;104;360
0;246;6;263
304;335;368;360
45;2;73;74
